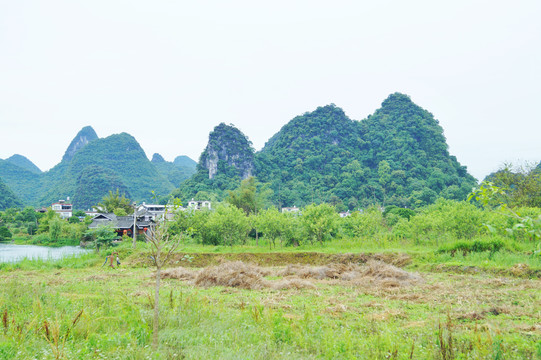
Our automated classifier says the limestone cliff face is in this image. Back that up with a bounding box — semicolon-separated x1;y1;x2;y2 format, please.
199;123;254;180
62;126;98;162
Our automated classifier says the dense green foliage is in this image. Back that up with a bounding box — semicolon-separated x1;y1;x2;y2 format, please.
176;93;477;209
1;127;195;210
0;225;12;241
72;165;131;210
0;207;88;246
255;94;476;209
152;153;196;187
97;189;134;215
226;177;273;215
485;163;541;208
0;159;41;205
4;154;41;174
175;123;255;201
0;178;22;210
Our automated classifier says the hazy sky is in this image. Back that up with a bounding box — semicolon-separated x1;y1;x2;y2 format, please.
1;0;540;180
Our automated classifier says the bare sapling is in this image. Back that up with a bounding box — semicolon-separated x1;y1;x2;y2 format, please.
146;198;184;350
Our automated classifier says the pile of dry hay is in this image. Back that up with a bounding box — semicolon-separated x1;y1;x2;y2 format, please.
160;260;422;290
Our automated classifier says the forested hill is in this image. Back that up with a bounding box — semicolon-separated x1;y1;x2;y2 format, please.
5;154;41;174
256;104;364;207
0;127;194;209
352;93;476;207
0;177;22;210
62;126;98;162
177;93;477;210
40;133;175;208
152;153;197;187
0;159;42;205
174;123;255;200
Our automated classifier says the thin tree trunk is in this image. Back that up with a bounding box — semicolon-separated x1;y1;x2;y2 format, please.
153;250;161;350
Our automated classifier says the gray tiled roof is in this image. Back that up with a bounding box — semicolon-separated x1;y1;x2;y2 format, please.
88;213;154;229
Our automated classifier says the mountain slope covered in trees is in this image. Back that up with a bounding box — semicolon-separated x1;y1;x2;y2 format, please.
0;127;194;209
174;123;255;200
40;133;174;207
5;154;42;174
178;93;477;209
0;177;22;210
152;153;197;187
62;126;99;162
0;159;42;205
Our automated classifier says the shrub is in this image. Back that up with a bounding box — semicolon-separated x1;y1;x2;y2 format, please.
437;237;514;258
0;226;12;242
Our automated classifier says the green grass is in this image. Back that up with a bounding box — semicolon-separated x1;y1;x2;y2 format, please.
1;238;540;359
1;264;539;359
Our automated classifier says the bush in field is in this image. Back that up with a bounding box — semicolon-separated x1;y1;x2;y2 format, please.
256;207;284;248
49;218;63;241
301;203;339;244
83;226;117;252
393;199;487;243
0;226;12;242
191;210;220;245
256;207;301;247
437;237;515;258
205;204;251;247
341;206;386;239
383;205;415;220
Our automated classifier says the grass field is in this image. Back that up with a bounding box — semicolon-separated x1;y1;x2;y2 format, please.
0;240;540;359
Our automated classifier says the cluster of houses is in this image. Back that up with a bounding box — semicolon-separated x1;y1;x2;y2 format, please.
47;197;352;239
45;198;213;238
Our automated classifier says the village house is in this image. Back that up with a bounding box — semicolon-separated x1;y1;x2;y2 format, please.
88;213;153;237
187;199;212;211
51;198;73;219
281;206;300;214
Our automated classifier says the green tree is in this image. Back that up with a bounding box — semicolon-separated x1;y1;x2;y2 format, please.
206;204;250;247
226;177;272;215
301;203;339;244
487;163;541;208
97;190;134;214
227;177;273;245
256;207;286;248
0;226;12;242
49;218;63;241
68;216;80;224
84;225;117;252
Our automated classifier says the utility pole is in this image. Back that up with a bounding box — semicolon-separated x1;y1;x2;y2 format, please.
132;202;137;249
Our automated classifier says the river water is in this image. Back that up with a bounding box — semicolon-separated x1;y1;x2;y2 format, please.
0;243;90;263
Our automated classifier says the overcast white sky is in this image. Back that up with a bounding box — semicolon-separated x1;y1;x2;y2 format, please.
1;0;540;180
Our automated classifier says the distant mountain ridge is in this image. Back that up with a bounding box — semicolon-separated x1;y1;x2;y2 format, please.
0;177;22;210
151;153;197;188
177;93;477;209
1;94;480;210
0;126;196;209
5;154;41;174
175;123;256;199
62;126;99;162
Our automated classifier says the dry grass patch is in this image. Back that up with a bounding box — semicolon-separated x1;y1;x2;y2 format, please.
279;260;423;287
194;261;270;290
160;267;198;281
161;260;423;291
